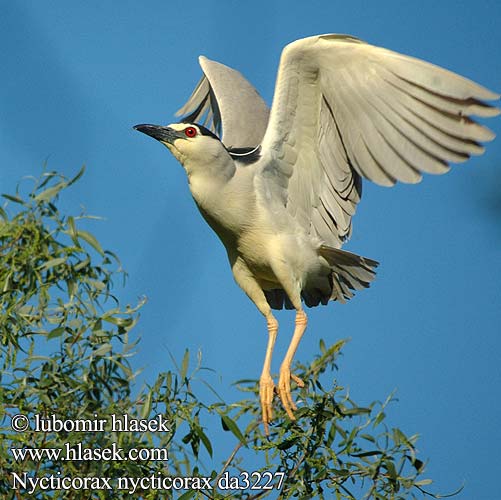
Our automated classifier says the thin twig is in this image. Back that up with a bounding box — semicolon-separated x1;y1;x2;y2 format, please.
213;421;259;495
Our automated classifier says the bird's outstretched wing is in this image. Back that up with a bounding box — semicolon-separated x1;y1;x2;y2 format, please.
176;56;270;149
258;34;500;247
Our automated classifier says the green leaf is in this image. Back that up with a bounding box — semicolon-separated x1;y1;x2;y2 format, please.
232;378;259;385
373;411;386;427
392;427;410;448
40;257;66;270
180;349;189;381
319;338;326;353
34;182;66;202
351;450;383;458
220;415;246;446
77;229;104;255
102;315;133;327
165;372;172;392
37;171;57;189
194;426;213;457
67;216;79;246
74;255;90;271
342;407;370;416
406;454;425;472
47;327;66;339
40;393;52;405
86;278;106;291
332;468;350;477
2;193;25;204
384;459;398;484
68;165;86;186
141;390;152;419
360;433;376;443
26;355;52;362
414;479;432;486
277;437;300;450
93;343;112;357
16;304;35;315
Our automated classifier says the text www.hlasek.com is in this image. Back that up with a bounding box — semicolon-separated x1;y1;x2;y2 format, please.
11;442;168;463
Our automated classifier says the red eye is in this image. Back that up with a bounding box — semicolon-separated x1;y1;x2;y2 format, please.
184;126;197;138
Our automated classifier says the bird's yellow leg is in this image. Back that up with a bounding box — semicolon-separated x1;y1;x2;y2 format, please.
260;315;278;435
227;254;281;435
277;310;307;420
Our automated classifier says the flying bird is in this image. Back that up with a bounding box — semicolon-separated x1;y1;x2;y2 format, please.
134;34;499;434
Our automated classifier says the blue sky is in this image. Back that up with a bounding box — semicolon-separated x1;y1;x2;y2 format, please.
1;1;501;497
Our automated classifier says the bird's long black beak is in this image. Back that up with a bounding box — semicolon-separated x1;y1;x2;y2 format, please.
133;124;179;144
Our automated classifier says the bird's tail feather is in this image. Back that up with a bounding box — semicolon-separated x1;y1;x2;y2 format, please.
264;246;379;310
319;245;379;304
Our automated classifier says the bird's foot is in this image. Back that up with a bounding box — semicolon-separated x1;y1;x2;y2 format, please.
259;373;275;436
277;366;305;421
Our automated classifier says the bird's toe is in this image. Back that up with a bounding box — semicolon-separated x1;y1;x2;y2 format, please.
277;367;298;419
259;374;275;435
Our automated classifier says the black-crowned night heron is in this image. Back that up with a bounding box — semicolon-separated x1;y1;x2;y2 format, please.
134;34;499;434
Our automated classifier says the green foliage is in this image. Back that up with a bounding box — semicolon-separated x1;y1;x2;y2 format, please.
0;169;457;499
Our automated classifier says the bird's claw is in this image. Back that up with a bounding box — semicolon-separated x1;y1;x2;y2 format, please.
277;368;304;421
260;370;305;434
259;374;275;436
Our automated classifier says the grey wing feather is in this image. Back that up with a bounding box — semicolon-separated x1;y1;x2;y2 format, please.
258;34;500;247
176;56;270;148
